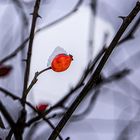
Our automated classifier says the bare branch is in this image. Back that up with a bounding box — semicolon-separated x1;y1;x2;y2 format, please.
22;0;41;100
24;67;51;98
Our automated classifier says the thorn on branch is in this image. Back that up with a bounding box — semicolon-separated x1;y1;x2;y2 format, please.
129;34;135;39
118;16;126;21
30;13;42;18
37;14;42;18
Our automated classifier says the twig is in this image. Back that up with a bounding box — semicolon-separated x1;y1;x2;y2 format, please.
87;0;97;60
0;101;16;138
37;0;83;30
24;67;51;98
22;0;41;100
48;2;140;140
0;87;21;100
12;0;28;26
0;38;28;65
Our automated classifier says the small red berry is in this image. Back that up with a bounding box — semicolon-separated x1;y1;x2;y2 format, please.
47;47;73;72
51;54;73;72
0;65;12;77
36;104;49;112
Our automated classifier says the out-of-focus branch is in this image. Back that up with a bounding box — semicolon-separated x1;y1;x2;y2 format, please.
88;0;97;60
37;0;84;30
0;0;84;65
6;129;13;140
12;0;28;26
0;115;5;129
48;2;140;140
0;101;16;138
0;87;21;101
0;38;28;65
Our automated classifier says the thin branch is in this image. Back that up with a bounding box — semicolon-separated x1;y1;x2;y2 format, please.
0;38;28;65
37;0;83;30
22;0;41;100
87;0;97;60
0;87;21;100
0;101;15;137
48;2;140;140
24;67;51;98
12;0;28;26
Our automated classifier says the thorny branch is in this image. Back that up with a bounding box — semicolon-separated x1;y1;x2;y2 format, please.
6;0;43;139
48;2;140;140
22;0;41;100
118;15;140;45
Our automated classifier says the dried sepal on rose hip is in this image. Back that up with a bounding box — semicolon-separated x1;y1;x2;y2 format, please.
47;47;73;72
36;103;49;112
0;65;12;77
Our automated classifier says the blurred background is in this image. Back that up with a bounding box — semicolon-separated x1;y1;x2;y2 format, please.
0;0;140;140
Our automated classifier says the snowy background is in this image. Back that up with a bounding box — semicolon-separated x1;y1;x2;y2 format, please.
0;0;140;140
